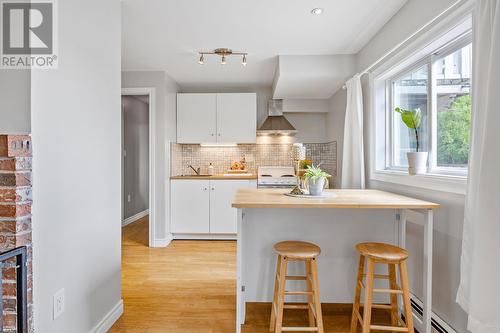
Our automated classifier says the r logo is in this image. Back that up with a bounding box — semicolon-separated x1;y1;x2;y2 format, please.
2;1;53;54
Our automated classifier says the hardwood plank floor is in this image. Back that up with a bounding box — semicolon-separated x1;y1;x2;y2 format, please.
110;217;390;332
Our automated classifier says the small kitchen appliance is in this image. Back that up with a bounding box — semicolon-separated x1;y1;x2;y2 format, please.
257;166;297;188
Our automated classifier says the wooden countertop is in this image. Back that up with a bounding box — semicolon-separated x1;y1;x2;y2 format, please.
232;188;440;209
171;174;257;180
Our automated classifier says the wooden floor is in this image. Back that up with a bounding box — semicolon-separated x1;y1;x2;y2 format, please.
110;217;390;332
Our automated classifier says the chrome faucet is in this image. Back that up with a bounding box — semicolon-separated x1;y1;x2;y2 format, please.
188;164;201;175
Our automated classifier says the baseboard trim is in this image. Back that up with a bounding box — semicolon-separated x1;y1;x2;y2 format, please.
172;233;237;240
122;209;149;227
90;299;123;333
152;234;173;247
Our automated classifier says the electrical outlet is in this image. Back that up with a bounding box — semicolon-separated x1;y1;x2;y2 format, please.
53;288;65;320
127;194;131;202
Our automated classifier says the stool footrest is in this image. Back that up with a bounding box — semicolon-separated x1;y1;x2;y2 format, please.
370;324;409;332
281;327;319;331
358;281;403;294
284;303;309;309
363;273;390;279
286;275;307;280
285;291;313;295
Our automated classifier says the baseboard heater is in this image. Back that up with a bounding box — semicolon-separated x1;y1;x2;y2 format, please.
401;295;457;333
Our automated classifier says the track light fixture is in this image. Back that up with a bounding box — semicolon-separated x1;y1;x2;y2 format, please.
197;48;248;66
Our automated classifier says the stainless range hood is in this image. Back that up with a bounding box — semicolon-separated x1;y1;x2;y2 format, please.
257;99;297;136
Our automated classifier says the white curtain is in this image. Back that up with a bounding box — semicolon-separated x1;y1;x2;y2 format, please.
341;74;365;189
456;1;500;332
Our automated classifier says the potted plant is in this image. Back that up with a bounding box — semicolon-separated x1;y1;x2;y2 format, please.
304;165;331;196
395;107;428;175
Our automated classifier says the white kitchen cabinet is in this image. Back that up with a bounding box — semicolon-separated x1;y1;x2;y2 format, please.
176;93;256;144
209;180;249;234
177;93;217;143
171;180;210;233
171;179;256;237
216;93;256;143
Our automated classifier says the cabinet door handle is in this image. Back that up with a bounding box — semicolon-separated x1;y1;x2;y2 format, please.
211;133;214;136
211;187;215;191
203;187;207;191
218;133;221;136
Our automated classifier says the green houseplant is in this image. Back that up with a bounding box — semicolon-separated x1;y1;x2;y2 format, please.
395;107;428;175
304;165;331;196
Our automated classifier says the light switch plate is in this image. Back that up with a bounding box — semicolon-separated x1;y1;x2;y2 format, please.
53;288;65;320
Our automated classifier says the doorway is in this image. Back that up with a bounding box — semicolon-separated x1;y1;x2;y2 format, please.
121;88;156;247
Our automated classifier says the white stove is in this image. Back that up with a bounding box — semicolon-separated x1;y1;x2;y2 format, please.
257;166;297;188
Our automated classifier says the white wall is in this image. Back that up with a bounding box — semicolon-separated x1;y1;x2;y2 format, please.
31;0;122;332
273;55;356;99
286;113;327;144
327;89;347;186
356;0;461;71
327;0;469;331
122;96;149;219
122;71;179;244
0;70;31;134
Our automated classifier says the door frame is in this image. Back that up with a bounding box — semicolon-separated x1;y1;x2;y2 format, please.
121;87;156;247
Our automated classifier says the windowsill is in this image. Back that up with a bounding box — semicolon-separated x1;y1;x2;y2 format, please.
371;169;467;195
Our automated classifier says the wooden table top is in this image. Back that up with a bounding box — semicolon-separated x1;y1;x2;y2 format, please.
231;188;440;209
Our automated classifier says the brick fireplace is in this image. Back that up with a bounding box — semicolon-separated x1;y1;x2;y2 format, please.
0;135;33;333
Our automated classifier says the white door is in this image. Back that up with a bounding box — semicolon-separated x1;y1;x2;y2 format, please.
216;93;256;143
209;180;249;234
171;180;210;233
177;93;217;143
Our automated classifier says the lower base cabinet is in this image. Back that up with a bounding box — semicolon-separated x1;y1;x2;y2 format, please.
171;179;255;237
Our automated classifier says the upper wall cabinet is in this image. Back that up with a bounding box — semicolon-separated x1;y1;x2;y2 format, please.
216;93;256;143
177;93;256;144
177;93;217;143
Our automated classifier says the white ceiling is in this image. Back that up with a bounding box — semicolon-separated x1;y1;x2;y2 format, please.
121;0;407;90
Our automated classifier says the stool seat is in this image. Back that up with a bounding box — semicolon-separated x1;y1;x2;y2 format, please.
356;242;408;262
273;241;321;259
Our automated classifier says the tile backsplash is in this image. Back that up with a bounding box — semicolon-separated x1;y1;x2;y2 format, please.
171;142;337;185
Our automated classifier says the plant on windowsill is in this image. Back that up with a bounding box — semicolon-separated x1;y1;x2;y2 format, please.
304;164;331;196
395;107;428;175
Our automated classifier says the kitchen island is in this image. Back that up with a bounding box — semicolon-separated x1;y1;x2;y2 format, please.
232;188;439;333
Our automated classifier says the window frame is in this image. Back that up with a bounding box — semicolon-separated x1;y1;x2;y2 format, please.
385;32;472;177
369;12;473;195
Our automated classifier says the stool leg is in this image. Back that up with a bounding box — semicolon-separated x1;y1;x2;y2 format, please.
310;258;324;333
388;263;399;327
274;256;288;333
351;255;365;333
305;259;315;327
270;255;282;332
362;258;375;333
399;261;414;333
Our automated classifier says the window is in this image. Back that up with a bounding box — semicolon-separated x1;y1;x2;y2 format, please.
387;35;472;175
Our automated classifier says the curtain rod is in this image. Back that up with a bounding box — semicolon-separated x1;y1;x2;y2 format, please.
341;0;466;90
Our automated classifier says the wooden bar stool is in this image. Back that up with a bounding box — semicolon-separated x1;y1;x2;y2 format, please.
270;241;324;333
351;242;414;333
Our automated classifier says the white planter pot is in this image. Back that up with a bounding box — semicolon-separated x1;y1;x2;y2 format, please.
407;152;428;175
307;178;326;196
